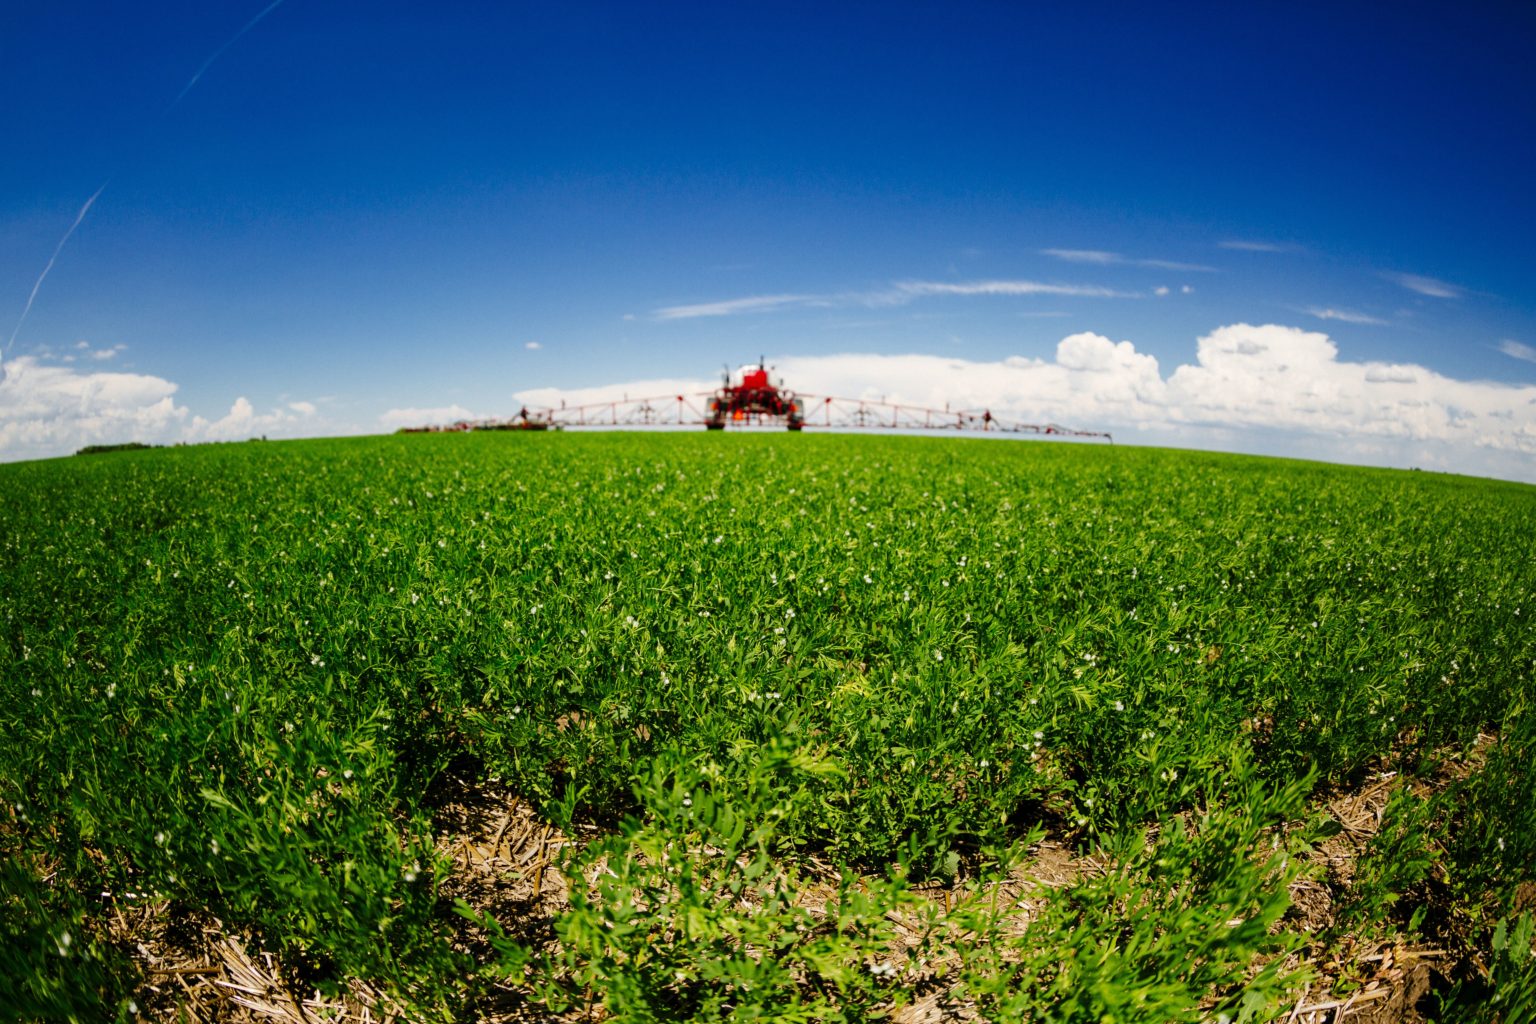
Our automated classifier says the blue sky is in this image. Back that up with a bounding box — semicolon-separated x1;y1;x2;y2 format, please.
3;2;1534;478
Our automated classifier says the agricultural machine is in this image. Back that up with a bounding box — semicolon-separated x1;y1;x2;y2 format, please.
706;360;804;430
402;359;1112;442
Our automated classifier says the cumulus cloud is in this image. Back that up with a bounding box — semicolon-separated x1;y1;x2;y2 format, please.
0;353;332;461
1386;272;1462;299
513;324;1536;482
186;395;319;441
514;377;720;411
0;356;187;460
377;404;483;430
1164;325;1533;463
525;341;542;350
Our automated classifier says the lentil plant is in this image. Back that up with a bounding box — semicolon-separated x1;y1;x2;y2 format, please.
1;433;1532;1020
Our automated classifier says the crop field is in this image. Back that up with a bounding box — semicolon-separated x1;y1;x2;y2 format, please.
2;432;1534;1022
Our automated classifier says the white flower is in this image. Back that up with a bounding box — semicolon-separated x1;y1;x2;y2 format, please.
933;650;944;661
1113;700;1125;711
863;574;873;583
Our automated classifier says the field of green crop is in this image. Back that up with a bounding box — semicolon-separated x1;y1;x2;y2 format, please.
3;432;1534;1022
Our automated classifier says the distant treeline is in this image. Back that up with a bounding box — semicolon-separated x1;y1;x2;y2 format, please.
75;442;160;456
75;438;272;456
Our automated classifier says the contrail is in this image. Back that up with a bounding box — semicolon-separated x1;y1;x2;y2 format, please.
4;183;107;362
3;0;291;373
172;0;290;107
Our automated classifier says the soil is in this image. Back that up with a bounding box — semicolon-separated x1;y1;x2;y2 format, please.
95;739;1507;1022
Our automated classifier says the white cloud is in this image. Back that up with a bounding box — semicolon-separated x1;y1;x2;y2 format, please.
1041;249;1216;272
186;396;318;441
652;279;1134;319
0;355;331;461
1386;272;1462;299
1041;248;1120;264
513;324;1536;482
377;404;482;430
514;377;719;412
1218;240;1296;253
1139;259;1216;272
1498;339;1536;365
525;341;542;350
1154;286;1171;297
1163;325;1532;462
0;356;187;460
888;280;1131;300
1305;307;1389;325
653;293;818;320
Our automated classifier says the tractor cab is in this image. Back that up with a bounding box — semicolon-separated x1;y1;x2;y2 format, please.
706;359;805;431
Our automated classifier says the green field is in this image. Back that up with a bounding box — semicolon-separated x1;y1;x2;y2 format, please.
3;433;1533;1022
